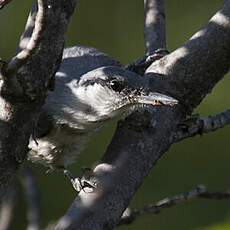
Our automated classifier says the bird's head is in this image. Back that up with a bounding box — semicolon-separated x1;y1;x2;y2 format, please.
64;66;178;129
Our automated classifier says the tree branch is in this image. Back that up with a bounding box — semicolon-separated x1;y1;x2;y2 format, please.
146;1;230;111
126;0;167;75
21;166;41;230
0;184;16;230
0;0;77;198
119;185;230;226
18;2;38;52
173;109;230;142
6;0;45;74
144;0;166;55
0;0;12;9
56;1;230;229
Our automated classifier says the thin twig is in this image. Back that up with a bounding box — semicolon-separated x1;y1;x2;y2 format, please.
6;0;46;74
22;166;41;230
0;0;12;9
174;109;230;142
119;185;230;226
0;184;17;230
144;0;166;55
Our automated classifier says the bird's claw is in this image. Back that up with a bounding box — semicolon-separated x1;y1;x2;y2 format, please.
63;169;96;193
126;48;169;75
178;114;200;130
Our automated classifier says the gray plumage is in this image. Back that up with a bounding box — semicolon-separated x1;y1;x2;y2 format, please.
28;46;177;169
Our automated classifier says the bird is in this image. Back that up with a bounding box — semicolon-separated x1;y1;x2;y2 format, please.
28;45;178;191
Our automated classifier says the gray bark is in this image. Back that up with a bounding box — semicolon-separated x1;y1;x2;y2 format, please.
56;1;230;229
1;0;230;229
0;0;77;197
119;185;230;226
144;0;166;54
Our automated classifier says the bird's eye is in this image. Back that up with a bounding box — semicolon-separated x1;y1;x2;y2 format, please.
109;80;124;92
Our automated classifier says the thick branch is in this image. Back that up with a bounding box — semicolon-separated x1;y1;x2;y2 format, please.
0;0;76;197
146;1;230;111
144;0;166;55
56;108;181;230
119;185;230;226
57;1;230;229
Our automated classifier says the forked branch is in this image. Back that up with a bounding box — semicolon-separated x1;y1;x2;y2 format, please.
0;0;77;201
56;1;230;229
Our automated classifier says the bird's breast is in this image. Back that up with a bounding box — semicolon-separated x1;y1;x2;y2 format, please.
28;125;91;168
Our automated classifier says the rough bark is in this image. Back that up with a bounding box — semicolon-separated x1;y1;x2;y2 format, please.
1;0;230;229
56;1;230;229
0;0;77;197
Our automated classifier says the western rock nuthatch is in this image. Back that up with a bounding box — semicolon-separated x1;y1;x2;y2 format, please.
28;46;178;191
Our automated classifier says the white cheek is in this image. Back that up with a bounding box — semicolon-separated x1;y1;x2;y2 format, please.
75;84;120;114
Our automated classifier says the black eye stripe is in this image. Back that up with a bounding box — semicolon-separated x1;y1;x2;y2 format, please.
81;77;126;92
81;78;107;87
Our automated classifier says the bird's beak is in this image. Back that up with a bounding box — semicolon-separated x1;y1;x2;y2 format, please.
135;92;178;106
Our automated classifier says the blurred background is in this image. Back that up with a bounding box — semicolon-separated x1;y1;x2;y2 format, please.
0;0;230;229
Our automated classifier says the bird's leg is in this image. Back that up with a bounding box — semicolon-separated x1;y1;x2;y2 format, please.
63;169;96;193
63;169;82;192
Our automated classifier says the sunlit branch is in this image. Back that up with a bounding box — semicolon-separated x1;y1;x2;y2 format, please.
126;0;167;75
6;0;46;74
18;2;38;52
144;0;166;55
57;1;230;229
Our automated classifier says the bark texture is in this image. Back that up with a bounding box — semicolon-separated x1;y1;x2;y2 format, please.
56;1;230;229
0;0;77;197
1;0;230;229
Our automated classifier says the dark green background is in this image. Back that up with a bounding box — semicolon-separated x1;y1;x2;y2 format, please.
0;0;230;229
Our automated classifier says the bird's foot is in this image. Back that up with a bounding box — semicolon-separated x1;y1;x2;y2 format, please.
63;169;96;193
126;48;169;75
178;114;200;130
